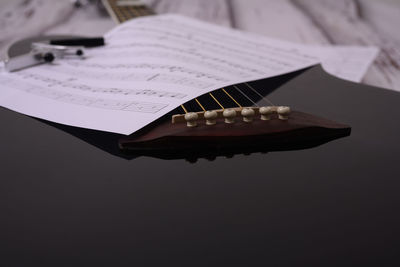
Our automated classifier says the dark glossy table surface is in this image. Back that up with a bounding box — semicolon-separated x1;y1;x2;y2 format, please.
1;66;399;266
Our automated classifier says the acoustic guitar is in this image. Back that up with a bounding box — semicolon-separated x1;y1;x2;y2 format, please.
1;1;399;266
101;0;350;160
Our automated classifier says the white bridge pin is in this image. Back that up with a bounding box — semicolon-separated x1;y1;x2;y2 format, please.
184;112;199;127
277;106;291;120
241;108;255;122
204;110;218;125
259;106;274;120
223;109;236;124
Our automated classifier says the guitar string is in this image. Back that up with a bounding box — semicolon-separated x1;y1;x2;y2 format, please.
180;104;188;113
195;98;206;111
233;85;259;107
181;83;273;114
209;93;225;109
222;88;242;108
244;82;275;106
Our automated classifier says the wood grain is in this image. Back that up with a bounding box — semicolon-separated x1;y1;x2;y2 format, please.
119;110;351;155
1;0;400;91
230;0;330;44
0;0;74;60
293;0;400;90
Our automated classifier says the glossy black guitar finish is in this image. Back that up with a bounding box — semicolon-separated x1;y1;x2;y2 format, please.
1;65;400;266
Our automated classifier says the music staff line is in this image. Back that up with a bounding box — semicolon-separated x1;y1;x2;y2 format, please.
128;17;317;61
14;72;188;99
96;42;270;76
65;61;229;83
5;77;168;114
110;28;310;70
93;49;260;78
38;65;212;90
111;24;314;67
105;41;283;73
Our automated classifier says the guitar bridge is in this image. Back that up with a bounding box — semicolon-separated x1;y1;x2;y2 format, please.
172;106;291;127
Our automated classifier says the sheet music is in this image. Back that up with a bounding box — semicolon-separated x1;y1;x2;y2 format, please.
0;14;377;134
312;46;379;82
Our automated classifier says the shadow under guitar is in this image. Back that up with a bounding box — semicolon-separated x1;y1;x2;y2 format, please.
36;66;351;161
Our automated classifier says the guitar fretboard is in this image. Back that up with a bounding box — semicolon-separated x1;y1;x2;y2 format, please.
102;0;154;24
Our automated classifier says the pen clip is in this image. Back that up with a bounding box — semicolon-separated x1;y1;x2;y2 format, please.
31;42;85;58
4;43;85;72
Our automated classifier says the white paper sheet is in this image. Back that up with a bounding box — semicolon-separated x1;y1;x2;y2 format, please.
0;14;377;135
310;46;379;82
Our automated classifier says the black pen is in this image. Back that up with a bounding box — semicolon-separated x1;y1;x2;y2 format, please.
49;37;105;47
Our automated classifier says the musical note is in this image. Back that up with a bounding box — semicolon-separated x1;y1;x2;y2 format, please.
0;14;326;135
64;61;230;83
13;72;187;99
4;77;167;114
40;64;212;89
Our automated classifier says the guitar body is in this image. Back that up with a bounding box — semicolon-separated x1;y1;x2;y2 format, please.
1;54;400;267
1;2;399;266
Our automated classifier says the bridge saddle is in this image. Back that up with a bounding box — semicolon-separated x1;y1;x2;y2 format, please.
171;106;291;127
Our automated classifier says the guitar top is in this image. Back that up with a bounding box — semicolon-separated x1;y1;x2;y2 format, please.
1;2;399;266
1;64;400;265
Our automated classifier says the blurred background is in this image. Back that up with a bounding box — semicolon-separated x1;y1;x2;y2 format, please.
1;0;400;91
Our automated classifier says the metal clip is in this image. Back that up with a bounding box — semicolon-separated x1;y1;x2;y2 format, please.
4;43;84;72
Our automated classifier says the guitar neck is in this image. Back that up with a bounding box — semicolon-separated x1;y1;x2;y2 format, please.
102;0;155;24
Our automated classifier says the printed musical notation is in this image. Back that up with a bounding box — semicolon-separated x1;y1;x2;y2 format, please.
108;19;316;71
94;45;264;77
0;14;324;135
109;15;378;83
14;72;187;99
4;76;168;114
65;61;230;83
44;64;213;89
